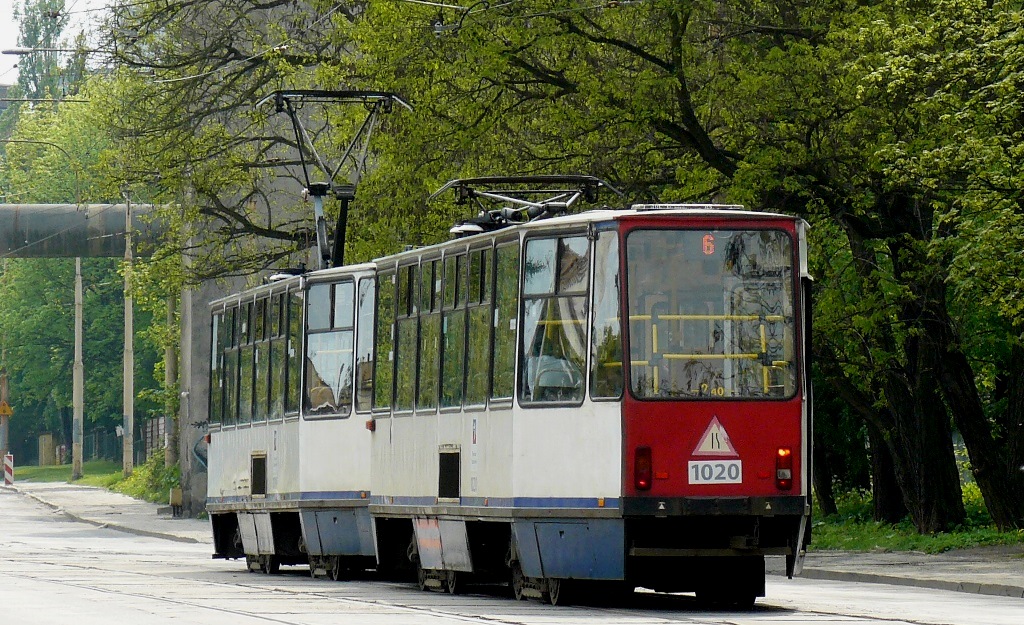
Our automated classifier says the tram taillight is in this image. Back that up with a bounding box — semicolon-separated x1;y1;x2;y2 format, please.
776;447;793;490
635;446;653;491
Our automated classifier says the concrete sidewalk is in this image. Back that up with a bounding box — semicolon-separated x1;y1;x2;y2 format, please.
6;480;210;544
4;481;1023;598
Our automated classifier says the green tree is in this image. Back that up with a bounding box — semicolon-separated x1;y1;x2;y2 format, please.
341;0;1024;531
0;75;162;465
89;0;1024;530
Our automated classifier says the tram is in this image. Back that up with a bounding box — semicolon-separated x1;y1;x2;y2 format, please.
207;264;378;579
367;177;812;605
204;176;812;607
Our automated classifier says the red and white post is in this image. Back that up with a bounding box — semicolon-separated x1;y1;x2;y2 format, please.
3;453;13;486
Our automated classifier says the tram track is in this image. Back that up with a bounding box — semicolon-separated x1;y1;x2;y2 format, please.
2;551;947;625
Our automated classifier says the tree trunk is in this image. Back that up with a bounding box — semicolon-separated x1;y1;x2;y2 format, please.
879;327;965;533
812;437;838;516
865;422;906;523
941;339;1024;530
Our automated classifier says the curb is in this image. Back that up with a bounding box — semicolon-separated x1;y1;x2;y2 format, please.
797;567;1024;599
12;485;205;545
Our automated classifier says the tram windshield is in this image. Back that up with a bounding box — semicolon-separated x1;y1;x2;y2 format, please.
626;229;796;400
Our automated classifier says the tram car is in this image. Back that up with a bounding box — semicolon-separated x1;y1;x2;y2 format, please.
366;177;812;606
206;263;379;579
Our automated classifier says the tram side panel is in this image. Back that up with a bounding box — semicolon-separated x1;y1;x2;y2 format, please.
209;421;300;558
508;401;624;581
298;417;376;560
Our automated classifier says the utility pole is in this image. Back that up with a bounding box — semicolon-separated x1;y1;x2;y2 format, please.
123;194;134;477
164;295;178;467
72;257;84;480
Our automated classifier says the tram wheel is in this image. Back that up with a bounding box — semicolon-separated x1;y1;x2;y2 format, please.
510;561;526;601
546;578;569;606
445;570;462;595
329;557;345;581
245;555;260;573
261;555;280;575
416;564;429;592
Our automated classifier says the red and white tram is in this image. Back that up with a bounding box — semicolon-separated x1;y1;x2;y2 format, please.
205;176;811;606
366;177;811;605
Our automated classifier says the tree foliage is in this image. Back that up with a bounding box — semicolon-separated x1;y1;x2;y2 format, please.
87;0;1024;530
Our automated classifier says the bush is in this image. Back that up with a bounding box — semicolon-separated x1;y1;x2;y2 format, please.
112;450;180;504
811;485;1023;552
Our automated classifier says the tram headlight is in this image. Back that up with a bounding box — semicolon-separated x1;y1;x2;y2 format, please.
776;447;793;490
635;446;653;491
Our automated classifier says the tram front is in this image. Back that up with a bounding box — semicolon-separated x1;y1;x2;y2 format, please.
618;209;812;605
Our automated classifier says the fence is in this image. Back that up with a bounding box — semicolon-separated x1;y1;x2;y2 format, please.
66;416;168;465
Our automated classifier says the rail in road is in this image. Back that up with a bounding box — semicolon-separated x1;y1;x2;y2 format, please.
2;488;1022;625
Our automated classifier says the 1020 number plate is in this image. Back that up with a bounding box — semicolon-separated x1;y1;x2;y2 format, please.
688;460;742;484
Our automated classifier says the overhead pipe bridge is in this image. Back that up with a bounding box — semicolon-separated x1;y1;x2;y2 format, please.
0;203;161;258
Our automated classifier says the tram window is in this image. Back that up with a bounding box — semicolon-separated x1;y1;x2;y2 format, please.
417;261;441;411
355;278;376;412
463;248;492;304
466;248;494;405
524;238;556;295
492;242;520;399
456;255;468;307
441;308;465;407
398;264;417;317
441;254;466;408
443;255;459;309
269;295;281;338
333;281;355;329
225;307;236;348
285;290;303;414
420;260;438;313
626;229;796;400
270;337;285;418
520;235;589;404
591;231;623;399
254;342;269;421
223;347;239;425
308;284;331;330
239;302;251;345
395;316;418;411
209;312;225;425
418;313;440;410
254;299;265;342
373;271;396;410
305;279;356;417
239;343;254;422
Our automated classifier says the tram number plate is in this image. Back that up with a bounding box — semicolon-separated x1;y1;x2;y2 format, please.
688;460;742;484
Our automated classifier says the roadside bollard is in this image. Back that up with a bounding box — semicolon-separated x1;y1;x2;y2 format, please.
3;453;13;485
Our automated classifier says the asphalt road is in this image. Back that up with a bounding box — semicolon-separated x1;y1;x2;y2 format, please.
1;488;1021;625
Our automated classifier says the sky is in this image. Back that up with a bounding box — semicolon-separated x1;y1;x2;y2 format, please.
0;0;107;87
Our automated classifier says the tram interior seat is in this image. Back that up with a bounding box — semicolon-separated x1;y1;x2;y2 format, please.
527;355;583;401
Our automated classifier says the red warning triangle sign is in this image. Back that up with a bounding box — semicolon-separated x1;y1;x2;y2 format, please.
692;416;738;457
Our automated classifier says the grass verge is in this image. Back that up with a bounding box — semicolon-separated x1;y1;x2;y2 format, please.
14;460;122;488
13;452;179;504
811;487;1024;553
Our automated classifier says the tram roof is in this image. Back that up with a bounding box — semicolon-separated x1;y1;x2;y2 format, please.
209;262;375;307
374;204;802;265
